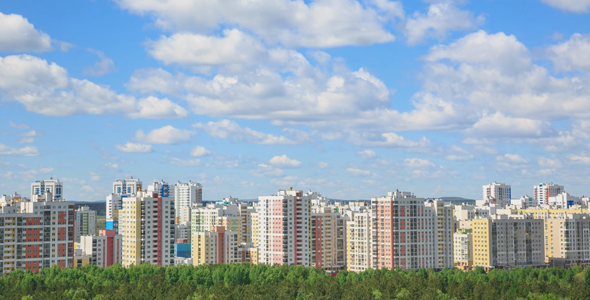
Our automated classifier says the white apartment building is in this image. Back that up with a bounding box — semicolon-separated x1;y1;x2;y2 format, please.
107;178;142;221
425;199;454;268
0;189;75;275
238;201;256;244
257;188;311;266
79;229;122;268
174;181;202;219
175;222;190;241
120;190;175;267
31;179;63;200
74;206;96;243
178;206;191;224
483;182;511;207
548;192;581;208
453;229;472;270
191;201;242;244
534;183;564;206
346;209;372;272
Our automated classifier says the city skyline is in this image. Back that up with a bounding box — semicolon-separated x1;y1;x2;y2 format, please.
2;0;590;201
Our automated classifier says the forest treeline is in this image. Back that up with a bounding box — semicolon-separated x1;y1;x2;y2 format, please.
1;263;590;300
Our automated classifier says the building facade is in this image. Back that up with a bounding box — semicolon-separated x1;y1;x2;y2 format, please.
74;206;97;243
79;229;122;268
192;226;240;265
174;181;202;219
311;207;347;270
31;179;63;201
534;183;565;206
483;182;511;207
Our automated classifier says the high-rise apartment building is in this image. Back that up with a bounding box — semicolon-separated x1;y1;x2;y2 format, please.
251;212;259;247
483;182;511;207
174;181;202;219
120;190;175;267
545;215;590;266
472;215;545;269
31;179;63;200
0;188;74;275
311;207;346;270
534;183;565;206
346;209;372;272
107;178;143;234
238;201;256;244
192;226;240;265
453;229;472;270
191;201;242;244
74;206;96;243
79;229;122;268
371;191;454;270
257;188;311;266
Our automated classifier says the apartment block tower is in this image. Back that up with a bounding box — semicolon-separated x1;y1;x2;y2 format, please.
472;215;545;269
191;201;242;244
174;181;202;220
106;178;143;233
534;183;564;206
311;206;347;270
192;226;240;265
346;209;372;272
120;189;175;267
483;182;511;207
74;206;97;243
79;229;122;268
545;214;590;266
257;188;311;266
371;190;454;270
31;178;63;200
0;181;74;275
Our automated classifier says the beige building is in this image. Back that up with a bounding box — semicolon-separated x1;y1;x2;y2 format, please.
251;212;259;247
545;214;590;266
120;190;175;267
453;229;472;270
192;226;240;265
472;215;545;269
346;209;372;272
311;207;347;270
191;202;242;244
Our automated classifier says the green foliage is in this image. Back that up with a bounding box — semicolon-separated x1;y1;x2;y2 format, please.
0;264;589;299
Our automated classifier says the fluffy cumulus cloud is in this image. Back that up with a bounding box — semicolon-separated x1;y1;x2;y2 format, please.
357;149;377;158
0;55;188;119
546;33;590;73
0;12;53;52
83;49;117;76
250;164;284;177
115;0;402;48
191;145;211;157
134;125;193;144
540;0;590;13
115;142;152;153
346;168;371;176
405;1;484;45
0;143;39;156
269;155;302;168
193;120;306;145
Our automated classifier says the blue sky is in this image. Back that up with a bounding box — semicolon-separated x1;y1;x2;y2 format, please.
1;0;590;201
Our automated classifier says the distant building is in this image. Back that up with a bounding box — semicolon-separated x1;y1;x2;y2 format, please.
483;182;511;207
74;206;97;243
79;230;122;268
192;226;240;265
534;183;564;206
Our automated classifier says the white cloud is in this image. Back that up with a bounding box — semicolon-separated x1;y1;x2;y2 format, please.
135;125;193;144
148;29;267;67
115;142;152;153
269;155;302;168
546;33;590;73
445;154;473;161
90;172;101;181
18;138;34;144
193;120;303;145
170;157;201;167
83;50;117;76
568;154;590;164
250;164;284;177
191;145;210;157
540;0;590;13
538;156;561;168
347;132;432;150
405;1;484;45
318;162;329;169
82;185;94;192
357;149;377;158
9;121;29;129
115;0;401;48
0;12;53;52
497;154;528;164
403;158;435;169
0;55;188;119
270;176;298;186
39;167;53;174
346;168;371;176
127;96;189;119
22;130;38;137
0;143;39;156
467;113;552;138
105;162;119;170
